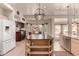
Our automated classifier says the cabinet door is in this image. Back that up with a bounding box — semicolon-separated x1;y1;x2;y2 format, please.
2;20;11;41
71;39;79;56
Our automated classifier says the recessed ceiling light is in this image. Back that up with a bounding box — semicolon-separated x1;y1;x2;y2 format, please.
55;8;59;10
43;6;46;8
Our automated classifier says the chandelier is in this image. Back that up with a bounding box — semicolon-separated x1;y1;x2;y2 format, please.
34;3;45;20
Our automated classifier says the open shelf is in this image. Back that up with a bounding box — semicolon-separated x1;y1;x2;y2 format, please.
29;51;49;54
30;46;51;48
25;38;53;56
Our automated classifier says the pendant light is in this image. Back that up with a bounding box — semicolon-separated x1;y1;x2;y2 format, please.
34;3;45;20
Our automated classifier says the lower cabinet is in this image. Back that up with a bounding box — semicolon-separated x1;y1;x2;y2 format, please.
71;39;79;56
16;32;21;41
60;35;71;52
16;31;26;41
60;35;79;56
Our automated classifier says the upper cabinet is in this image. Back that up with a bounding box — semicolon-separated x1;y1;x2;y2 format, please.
0;3;14;20
14;10;26;23
0;3;26;23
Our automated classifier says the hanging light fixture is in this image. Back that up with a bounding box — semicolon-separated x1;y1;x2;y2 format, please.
34;3;45;20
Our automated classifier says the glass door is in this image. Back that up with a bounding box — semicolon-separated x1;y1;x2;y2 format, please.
55;25;61;41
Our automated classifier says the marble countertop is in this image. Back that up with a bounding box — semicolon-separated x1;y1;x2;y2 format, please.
63;35;79;40
26;34;53;39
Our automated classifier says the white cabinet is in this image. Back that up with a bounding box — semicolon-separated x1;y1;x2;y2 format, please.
71;39;79;56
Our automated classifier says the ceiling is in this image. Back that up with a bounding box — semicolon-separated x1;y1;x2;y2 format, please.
10;3;79;16
10;3;79;24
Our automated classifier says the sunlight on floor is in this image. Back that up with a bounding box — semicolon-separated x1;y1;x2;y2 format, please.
54;41;64;51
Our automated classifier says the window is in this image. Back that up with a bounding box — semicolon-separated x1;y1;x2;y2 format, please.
55;25;61;38
72;23;77;36
63;25;68;35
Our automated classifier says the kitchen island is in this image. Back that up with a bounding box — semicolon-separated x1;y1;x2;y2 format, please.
25;34;54;56
60;35;79;56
